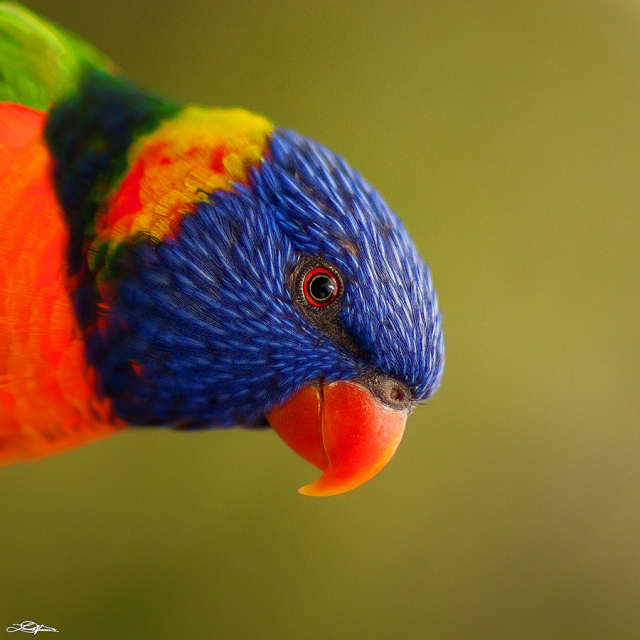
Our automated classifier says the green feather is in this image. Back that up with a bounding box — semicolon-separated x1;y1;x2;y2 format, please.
0;2;113;110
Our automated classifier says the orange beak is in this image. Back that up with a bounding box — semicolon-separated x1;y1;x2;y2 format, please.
265;380;407;497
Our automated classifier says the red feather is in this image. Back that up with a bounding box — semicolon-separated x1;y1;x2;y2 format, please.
0;103;123;464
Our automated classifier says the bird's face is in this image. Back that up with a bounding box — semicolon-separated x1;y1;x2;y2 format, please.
259;130;443;495
96;129;443;496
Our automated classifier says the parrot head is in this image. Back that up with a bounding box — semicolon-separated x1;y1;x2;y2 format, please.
0;4;444;495
84;126;443;496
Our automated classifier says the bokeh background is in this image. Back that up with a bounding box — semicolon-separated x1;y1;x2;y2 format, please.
2;0;640;638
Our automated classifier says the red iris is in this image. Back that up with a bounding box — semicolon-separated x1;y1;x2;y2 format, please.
303;267;340;307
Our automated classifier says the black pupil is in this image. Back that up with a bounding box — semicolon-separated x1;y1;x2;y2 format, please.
309;274;336;303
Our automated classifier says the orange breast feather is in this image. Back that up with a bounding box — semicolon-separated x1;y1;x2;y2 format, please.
0;103;123;464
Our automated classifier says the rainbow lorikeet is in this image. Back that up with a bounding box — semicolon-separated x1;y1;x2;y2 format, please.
0;3;443;496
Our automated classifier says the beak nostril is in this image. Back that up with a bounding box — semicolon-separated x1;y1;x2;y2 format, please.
390;387;404;402
363;373;412;410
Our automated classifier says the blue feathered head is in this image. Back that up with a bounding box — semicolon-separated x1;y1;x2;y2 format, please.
34;27;444;495
81;126;443;495
92;128;443;427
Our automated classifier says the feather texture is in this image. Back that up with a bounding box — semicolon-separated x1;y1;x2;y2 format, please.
0;103;119;461
0;3;443;479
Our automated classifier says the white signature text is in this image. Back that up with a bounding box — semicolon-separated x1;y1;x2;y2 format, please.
6;621;59;635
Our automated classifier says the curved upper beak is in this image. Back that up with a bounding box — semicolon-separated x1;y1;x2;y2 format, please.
265;380;407;496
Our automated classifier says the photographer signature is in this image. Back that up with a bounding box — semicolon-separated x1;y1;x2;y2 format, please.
6;621;58;635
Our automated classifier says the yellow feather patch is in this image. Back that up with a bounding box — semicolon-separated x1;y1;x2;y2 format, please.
89;105;273;273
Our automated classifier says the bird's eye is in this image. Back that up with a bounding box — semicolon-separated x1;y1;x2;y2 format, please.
303;267;340;307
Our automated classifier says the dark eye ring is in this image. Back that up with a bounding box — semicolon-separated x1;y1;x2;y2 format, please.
303;267;340;307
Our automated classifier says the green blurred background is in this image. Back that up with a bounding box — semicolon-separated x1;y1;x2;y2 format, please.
2;0;640;638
